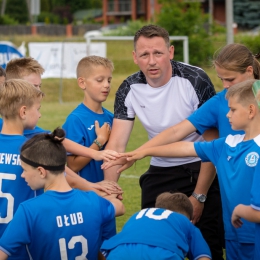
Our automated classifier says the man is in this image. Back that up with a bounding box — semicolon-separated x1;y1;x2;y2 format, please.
104;25;223;259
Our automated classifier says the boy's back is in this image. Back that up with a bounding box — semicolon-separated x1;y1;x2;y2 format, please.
102;207;211;260
0;190;115;259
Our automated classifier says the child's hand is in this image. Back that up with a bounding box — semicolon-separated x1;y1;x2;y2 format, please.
93;150;119;161
101;157;136;174
120;150;147;161
95;121;111;146
90;181;123;196
231;206;243;228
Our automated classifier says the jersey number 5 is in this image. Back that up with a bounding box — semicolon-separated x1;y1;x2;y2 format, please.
59;235;88;260
0;173;16;224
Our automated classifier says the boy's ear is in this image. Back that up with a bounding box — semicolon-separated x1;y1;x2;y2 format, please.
37;166;47;179
19;105;27;119
249;103;257;119
78;77;86;90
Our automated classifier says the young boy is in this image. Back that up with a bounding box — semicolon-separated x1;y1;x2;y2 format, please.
122;79;260;260
2;57;121;194
0;128;125;260
0;79;44;259
62;56;114;183
231;80;260;260
101;192;211;260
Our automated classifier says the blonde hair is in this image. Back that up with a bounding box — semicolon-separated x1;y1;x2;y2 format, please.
76;56;114;78
6;57;45;80
213;44;260;79
0;79;44;119
226;79;257;107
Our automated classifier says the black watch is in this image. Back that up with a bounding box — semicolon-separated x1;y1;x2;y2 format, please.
192;192;207;203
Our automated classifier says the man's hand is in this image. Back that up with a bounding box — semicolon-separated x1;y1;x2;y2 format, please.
189;196;204;224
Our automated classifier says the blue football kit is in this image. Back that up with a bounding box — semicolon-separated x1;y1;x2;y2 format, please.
188;89;244;138
62;103;113;183
0;133;41;259
0;118;48;139
194;134;260;244
101;208;211;260
0;190;115;260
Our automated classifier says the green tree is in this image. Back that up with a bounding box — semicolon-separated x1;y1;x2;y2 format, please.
5;0;29;24
157;0;213;66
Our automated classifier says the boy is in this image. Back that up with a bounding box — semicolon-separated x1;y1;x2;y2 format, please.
122;79;260;260
62;56;114;183
231;80;260;259
0;79;44;259
101;192;211;260
1;57;46;138
0;128;125;259
2;57;121;194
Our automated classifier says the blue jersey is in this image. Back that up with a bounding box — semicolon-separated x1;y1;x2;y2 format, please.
62;103;113;182
0;118;49;139
0;134;41;259
188;89;244;138
0;190;115;260
194;134;260;243
101;208;211;260
250;163;260;259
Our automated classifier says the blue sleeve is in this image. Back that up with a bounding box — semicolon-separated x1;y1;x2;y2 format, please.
62;115;85;147
194;138;225;166
250;164;260;210
188;94;219;135
188;225;212;260
99;195;116;242
0;205;31;255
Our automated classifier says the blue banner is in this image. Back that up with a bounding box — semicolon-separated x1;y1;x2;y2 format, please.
0;42;23;69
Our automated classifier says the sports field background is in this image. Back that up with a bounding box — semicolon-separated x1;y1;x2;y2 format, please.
2;34;225;231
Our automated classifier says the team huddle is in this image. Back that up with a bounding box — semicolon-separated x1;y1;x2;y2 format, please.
0;24;259;260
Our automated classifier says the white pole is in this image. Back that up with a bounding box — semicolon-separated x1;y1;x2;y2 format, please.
226;0;234;44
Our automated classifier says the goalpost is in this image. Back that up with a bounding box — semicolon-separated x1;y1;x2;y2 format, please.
85;35;189;64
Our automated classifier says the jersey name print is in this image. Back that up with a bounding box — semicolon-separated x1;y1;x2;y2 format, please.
0;153;20;165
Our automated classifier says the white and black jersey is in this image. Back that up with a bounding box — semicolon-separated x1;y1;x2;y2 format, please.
114;60;216;167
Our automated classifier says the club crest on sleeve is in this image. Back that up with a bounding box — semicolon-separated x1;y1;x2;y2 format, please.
245;152;259;167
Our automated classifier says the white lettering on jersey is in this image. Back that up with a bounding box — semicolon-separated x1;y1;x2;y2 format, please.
0;153;21;165
136;208;172;220
56;212;84;228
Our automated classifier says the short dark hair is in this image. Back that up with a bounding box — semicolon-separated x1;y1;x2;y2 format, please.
134;24;170;49
20;128;67;174
155;192;193;219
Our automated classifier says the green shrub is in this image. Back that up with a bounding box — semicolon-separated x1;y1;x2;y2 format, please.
38;12;60;24
157;0;214;66
0;15;18;25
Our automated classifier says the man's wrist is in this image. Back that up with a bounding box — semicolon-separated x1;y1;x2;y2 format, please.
192;192;207;203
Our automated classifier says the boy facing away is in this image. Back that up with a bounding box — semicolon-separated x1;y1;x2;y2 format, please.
0;79;44;259
62;56;114;183
101;192;211;260
121;79;260;260
0;128;125;260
